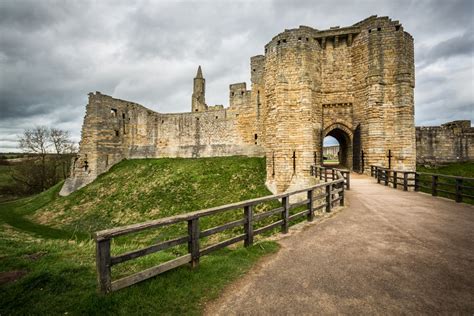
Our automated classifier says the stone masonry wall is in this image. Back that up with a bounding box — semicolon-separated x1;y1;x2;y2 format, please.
417;120;473;165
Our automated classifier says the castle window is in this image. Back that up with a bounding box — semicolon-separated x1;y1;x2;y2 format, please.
368;29;372;33
282;39;287;43
395;25;400;31
298;37;302;41
241;91;244;95
377;27;381;31
196;117;199;121
115;130;119;136
253;69;256;72
306;37;309;42
231;92;235;97
254;134;258;140
122;113;125;119
162;120;164;124
195;109;199;112
277;40;281;45
215;116;218;119
111;108;117;117
265;48;268;53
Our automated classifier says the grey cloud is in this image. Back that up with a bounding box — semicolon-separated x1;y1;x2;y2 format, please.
0;0;473;152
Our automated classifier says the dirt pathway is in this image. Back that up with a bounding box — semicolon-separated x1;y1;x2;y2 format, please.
207;174;474;315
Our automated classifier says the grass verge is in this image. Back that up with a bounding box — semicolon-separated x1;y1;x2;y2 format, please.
417;162;474;204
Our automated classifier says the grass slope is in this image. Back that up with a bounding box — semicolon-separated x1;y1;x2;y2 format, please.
33;157;274;233
0;157;279;315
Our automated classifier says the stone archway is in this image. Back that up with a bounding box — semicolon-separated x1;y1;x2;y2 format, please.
323;123;353;170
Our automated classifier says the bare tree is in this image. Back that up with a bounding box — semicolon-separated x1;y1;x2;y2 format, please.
18;126;51;190
50;128;76;178
13;126;77;194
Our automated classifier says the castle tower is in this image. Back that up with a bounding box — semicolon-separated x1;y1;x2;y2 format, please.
192;66;208;112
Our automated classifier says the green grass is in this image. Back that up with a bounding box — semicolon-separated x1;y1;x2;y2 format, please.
0;165;13;186
0;157;280;315
0;164;17;202
417;162;474;204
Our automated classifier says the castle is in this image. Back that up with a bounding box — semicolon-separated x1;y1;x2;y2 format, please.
60;15;417;196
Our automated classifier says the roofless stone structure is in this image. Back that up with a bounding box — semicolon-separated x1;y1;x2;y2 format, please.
60;15;415;196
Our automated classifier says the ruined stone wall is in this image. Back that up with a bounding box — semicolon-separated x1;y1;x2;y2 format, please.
323;145;340;159
60;92;263;195
416;121;473;165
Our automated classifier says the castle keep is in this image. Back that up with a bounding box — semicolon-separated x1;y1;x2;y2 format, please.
60;15;416;196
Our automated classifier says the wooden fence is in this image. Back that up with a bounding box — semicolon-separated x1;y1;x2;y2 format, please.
370;165;474;203
94;171;346;294
310;165;351;190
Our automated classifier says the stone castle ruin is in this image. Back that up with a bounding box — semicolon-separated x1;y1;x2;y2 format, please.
417;120;473;165
60;15;416;196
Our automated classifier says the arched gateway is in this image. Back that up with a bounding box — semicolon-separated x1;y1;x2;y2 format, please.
323;123;353;169
61;16;415;196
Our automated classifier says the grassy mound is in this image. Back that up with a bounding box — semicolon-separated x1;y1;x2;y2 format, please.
32;157;273;233
0;157;279;315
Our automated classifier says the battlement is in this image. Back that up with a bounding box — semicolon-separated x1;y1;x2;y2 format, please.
251;55;265;85
441;120;471;129
229;83;248;95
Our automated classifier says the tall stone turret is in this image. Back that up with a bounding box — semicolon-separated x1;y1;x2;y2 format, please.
192;65;208;112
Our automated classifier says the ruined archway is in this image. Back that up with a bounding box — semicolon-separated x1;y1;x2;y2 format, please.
323;123;353;170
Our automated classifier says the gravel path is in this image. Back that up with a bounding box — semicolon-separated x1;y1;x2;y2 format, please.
206;174;474;315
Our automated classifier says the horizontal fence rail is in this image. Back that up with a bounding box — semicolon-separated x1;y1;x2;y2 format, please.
370;165;474;203
94;172;346;294
310;165;351;190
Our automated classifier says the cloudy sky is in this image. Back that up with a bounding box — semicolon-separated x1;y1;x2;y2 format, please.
0;0;473;151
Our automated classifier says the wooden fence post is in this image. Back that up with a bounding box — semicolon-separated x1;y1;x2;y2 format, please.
432;175;438;196
244;205;254;247
319;168;323;180
455;178;463;203
403;172;408;191
307;189;314;221
325;183;332;212
377;169;381;183
96;238;112;294
346;172;351;190
331;169;335;180
281;196;289;233
324;169;328;182
188;218;200;268
384;170;389;186
393;171;397;189
339;181;345;207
